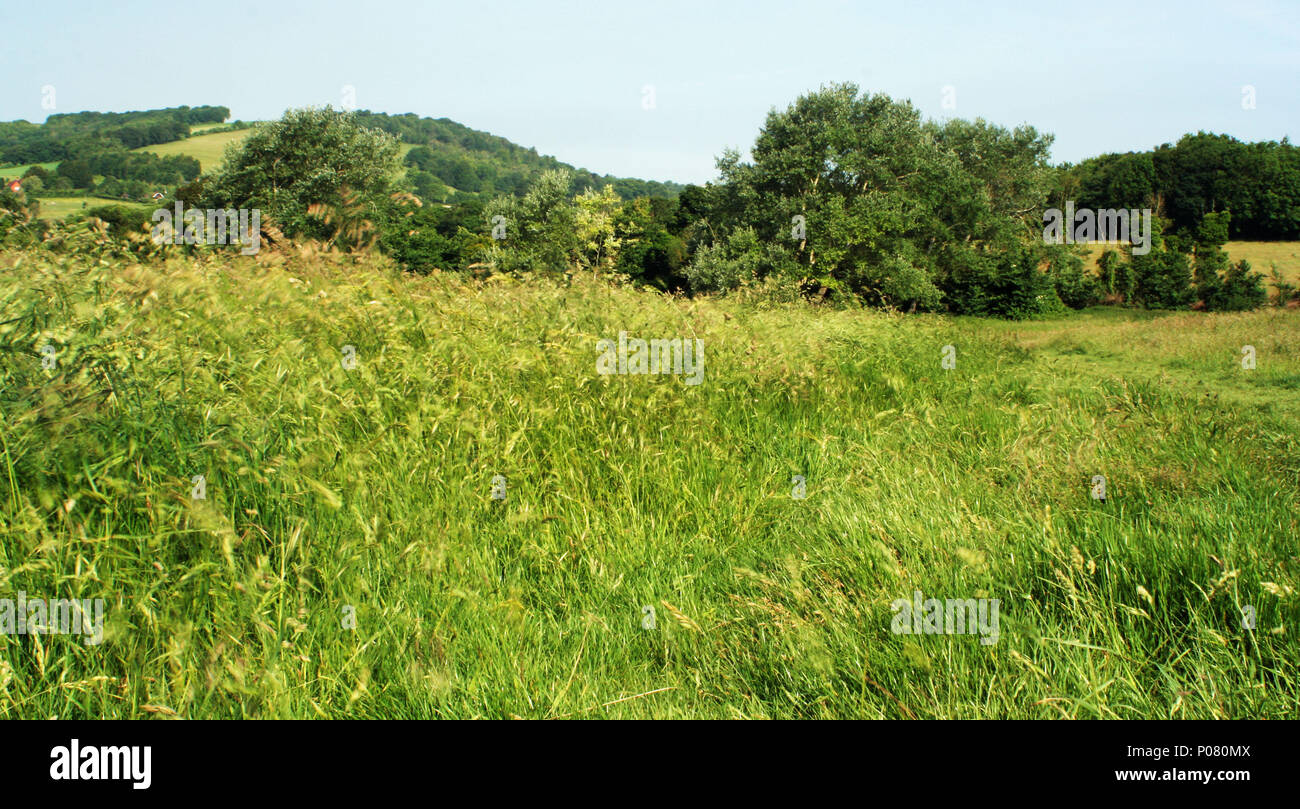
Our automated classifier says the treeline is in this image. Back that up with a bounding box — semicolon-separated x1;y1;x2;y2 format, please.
351;110;684;202
0;105;222;202
388;90;1290;314
17;150;200;198
1059;132;1300;240
4;95;1295;315
0;105;228;164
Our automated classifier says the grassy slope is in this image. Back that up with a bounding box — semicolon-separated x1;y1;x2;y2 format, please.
133;129;413;174
30;196;153;220
135;129;254;172
0;251;1297;718
0;161;59;181
4;130;419;222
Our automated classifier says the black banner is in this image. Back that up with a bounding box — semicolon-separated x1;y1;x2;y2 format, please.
4;720;1280;797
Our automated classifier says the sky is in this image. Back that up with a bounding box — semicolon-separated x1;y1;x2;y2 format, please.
1;0;1297;185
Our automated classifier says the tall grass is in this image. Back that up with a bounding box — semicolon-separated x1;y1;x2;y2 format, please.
1;249;1297;718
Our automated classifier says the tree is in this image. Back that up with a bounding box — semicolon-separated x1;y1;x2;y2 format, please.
614;198;687;290
574;185;622;273
57;158;93;189
696;83;1056;313
202;107;403;241
1192;212;1266;311
482;169;579;276
1128;218;1194;309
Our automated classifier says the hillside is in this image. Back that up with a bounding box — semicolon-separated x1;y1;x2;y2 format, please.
0;105;684;213
2;248;1296;718
350;110;684;201
136;128;256;172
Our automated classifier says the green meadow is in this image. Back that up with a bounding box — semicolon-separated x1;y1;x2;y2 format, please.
135;128;408;175
136;129;255;172
1;250;1296;718
27;196;152;221
0;161;59;181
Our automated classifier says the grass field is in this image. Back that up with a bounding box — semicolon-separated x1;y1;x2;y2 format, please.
1;250;1297;719
28;196;154;221
134;129;411;175
136;129;255;172
0;161;59;181
28;197;94;219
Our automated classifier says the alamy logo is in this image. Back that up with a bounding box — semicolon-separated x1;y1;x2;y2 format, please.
0;592;103;645
1043;202;1151;256
50;739;151;790
890;590;1000;645
152;202;261;255
596;331;704;386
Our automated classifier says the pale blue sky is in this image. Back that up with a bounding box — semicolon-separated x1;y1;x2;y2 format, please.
1;0;1296;184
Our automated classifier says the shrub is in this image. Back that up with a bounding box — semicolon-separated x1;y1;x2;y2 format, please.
1200;257;1267;311
1130;244;1194;309
1097;248;1134;301
84;205;153;239
1269;266;1298;307
942;244;1062;319
684;227;795;294
1048;249;1101;309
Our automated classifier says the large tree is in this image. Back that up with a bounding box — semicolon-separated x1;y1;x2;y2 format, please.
690;83;1057;312
202;107;403;241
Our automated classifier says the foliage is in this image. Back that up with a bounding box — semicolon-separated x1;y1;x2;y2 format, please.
693;83;1056;313
1096;248;1135;301
355;110;683;201
0;105;226;164
482;169;580;276
1048;247;1101;310
200;107;403;242
1067;132;1300;240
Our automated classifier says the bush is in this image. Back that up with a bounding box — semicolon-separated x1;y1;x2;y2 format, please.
684;227;795;294
1097;248;1134;301
878;254;943;312
84;205;152;239
377;203;482;273
1048;249;1101;309
1269;266;1298;306
616;227;686;291
1130;245;1194;309
942;244;1062;319
1200;257;1267;311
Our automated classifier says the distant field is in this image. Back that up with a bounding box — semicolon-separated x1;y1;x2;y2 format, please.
136;129;411;174
11;136;416;191
136;128;255;171
30;197;93;219
31;196;153;221
1083;241;1300;287
0;161;59;181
